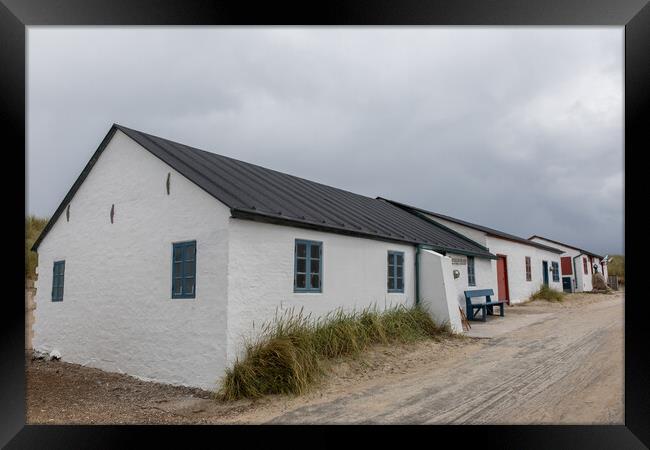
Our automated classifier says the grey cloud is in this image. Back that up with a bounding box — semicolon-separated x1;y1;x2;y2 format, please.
27;27;623;255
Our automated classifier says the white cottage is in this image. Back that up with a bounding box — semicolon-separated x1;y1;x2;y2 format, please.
382;200;565;304
31;124;497;389
528;235;607;292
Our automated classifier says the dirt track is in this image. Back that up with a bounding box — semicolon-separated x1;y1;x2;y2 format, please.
27;291;623;424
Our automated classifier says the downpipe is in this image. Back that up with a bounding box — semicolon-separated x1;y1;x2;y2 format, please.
415;245;421;306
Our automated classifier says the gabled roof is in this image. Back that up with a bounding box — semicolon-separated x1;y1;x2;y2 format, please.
381;198;565;255
528;235;604;259
32;124;495;259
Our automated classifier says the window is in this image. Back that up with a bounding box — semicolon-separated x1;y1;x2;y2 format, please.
583;257;588;275
294;239;322;292
551;261;560;282
525;256;532;281
51;260;65;301
172;241;196;298
467;256;476;286
387;251;404;293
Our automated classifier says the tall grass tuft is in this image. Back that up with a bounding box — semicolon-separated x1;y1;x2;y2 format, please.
217;304;450;401
530;284;564;302
25;215;49;280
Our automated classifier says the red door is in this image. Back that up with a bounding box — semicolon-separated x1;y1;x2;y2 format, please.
496;255;510;304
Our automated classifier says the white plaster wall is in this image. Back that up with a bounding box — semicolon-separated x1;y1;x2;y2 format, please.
33;130;231;390
448;253;495;310
486;237;563;304
571;253;593;292
529;237;595;292
226;220;415;364
418;250;463;333
590;255;606;278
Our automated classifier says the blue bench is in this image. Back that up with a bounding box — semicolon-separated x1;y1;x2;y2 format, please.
464;289;505;321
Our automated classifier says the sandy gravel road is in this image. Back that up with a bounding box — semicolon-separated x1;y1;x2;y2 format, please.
27;292;623;424
240;292;624;424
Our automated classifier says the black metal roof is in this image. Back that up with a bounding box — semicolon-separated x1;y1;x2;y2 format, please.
382;198;565;254
528;235;603;259
32;124;495;259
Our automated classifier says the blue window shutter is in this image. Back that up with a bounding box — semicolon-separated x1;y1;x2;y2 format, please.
467;256;476;286
551;261;560;282
52;260;65;301
172;241;196;299
294;239;322;293
387;251;404;293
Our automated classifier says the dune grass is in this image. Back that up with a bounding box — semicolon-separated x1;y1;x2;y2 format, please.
217;304;450;401
530;284;565;302
25;215;49;280
607;255;624;285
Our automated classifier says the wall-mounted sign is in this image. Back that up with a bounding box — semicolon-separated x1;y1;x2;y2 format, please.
452;257;467;265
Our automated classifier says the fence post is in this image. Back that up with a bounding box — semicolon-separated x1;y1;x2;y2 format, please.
607;275;618;290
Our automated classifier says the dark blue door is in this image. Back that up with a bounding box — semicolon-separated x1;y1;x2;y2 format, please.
562;277;572;292
542;261;549;286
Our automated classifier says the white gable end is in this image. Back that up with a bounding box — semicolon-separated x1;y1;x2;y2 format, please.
33;130;232;389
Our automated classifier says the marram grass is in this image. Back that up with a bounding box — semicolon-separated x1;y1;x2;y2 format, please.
217;304;450;401
530;284;565;302
25;215;48;280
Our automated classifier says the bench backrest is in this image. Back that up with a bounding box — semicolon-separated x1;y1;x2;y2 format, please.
464;289;494;299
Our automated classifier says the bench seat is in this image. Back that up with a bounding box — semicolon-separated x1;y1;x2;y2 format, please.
464;289;506;322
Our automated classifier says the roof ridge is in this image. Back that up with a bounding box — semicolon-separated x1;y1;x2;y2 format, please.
33;123;497;259
115;124;382;204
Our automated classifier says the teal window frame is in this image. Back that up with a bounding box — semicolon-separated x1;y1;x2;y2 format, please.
294;239;322;293
387;251;404;293
467;256;476;286
551;261;560;282
172;240;196;299
51;260;65;302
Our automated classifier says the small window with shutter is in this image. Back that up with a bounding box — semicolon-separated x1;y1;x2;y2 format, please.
172;241;196;299
387;251;405;293
294;239;322;292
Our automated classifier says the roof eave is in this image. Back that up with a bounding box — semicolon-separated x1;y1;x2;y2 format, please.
382;198;565;255
485;233;565;254
528;235;603;259
31;125;120;252
381;200;495;256
231;208;496;259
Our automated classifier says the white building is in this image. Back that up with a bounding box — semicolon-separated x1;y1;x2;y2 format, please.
528;235;607;292
383;200;565;304
31;124;497;389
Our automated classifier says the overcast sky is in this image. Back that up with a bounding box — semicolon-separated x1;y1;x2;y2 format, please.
27;27;623;255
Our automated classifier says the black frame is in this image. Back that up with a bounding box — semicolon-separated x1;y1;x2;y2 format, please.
4;0;647;447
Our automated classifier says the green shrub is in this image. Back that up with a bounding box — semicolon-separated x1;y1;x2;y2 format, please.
530;284;564;302
217;304;450;401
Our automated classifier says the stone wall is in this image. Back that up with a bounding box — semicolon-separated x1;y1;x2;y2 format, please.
26;278;36;350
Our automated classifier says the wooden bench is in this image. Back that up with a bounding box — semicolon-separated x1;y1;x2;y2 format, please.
464;289;505;321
